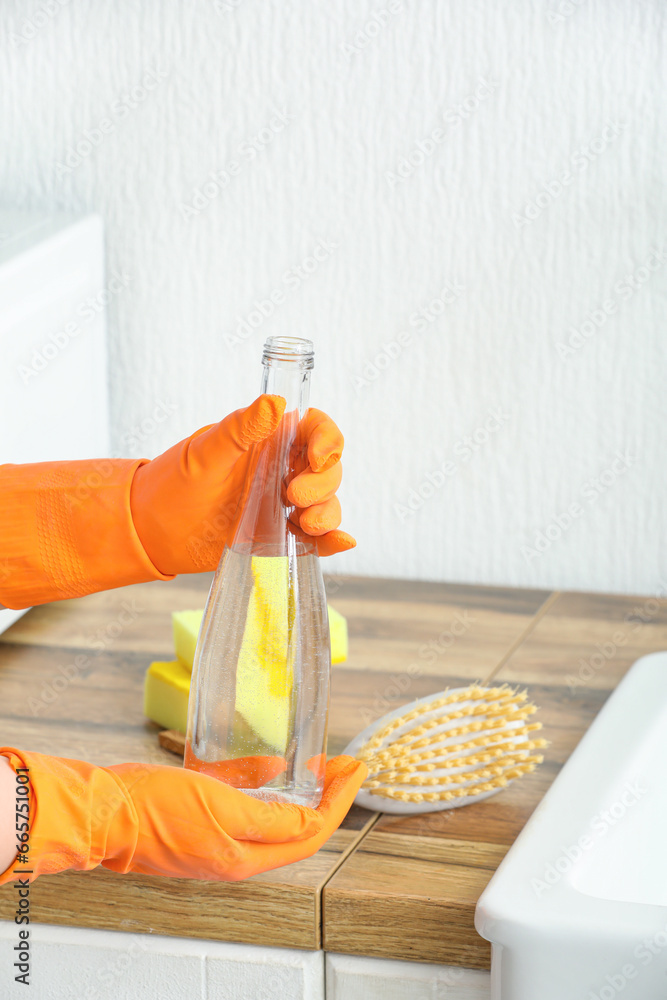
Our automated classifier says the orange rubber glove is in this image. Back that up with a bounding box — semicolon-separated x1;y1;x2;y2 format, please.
129;394;355;576
0;395;354;610
0;748;367;884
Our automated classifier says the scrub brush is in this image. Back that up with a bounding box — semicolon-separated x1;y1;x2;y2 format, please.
342;683;546;815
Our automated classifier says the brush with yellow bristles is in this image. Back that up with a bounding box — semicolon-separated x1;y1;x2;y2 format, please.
343;683;547;814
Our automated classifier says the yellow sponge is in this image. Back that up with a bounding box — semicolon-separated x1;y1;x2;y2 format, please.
172;610;203;674
234;556;295;749
327;605;348;664
146;603;349;737
172;604;348;672
143;659;191;734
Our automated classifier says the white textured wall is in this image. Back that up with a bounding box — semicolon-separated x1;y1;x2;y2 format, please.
1;0;665;595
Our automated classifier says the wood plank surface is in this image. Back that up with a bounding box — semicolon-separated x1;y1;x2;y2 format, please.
320;574;549;961
5;805;377;951
0;573;376;950
3;572;655;964
325;576;550;756
323;587;667;966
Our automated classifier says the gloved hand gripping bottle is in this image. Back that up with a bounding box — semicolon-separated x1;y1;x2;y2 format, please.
185;337;331;808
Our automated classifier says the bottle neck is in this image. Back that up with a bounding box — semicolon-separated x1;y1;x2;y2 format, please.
225;361;315;557
260;364;311;419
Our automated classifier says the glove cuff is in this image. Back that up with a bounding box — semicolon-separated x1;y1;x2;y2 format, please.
0;458;175;610
0;748;138;884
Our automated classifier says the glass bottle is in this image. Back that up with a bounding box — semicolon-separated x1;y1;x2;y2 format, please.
184;337;331;808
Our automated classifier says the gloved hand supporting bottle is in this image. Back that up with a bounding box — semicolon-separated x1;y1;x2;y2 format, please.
0;748;367;884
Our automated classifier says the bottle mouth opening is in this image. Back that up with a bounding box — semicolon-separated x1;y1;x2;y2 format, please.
262;337;314;370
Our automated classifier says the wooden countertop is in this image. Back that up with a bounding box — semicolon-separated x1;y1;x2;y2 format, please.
1;574;665;966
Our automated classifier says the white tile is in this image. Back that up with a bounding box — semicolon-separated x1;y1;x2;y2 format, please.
206;946;324;1000
0;921;204;1000
326;952;490;1000
0;921;325;1000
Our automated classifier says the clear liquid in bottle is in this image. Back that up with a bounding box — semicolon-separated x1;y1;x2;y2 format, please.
185;338;330;808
